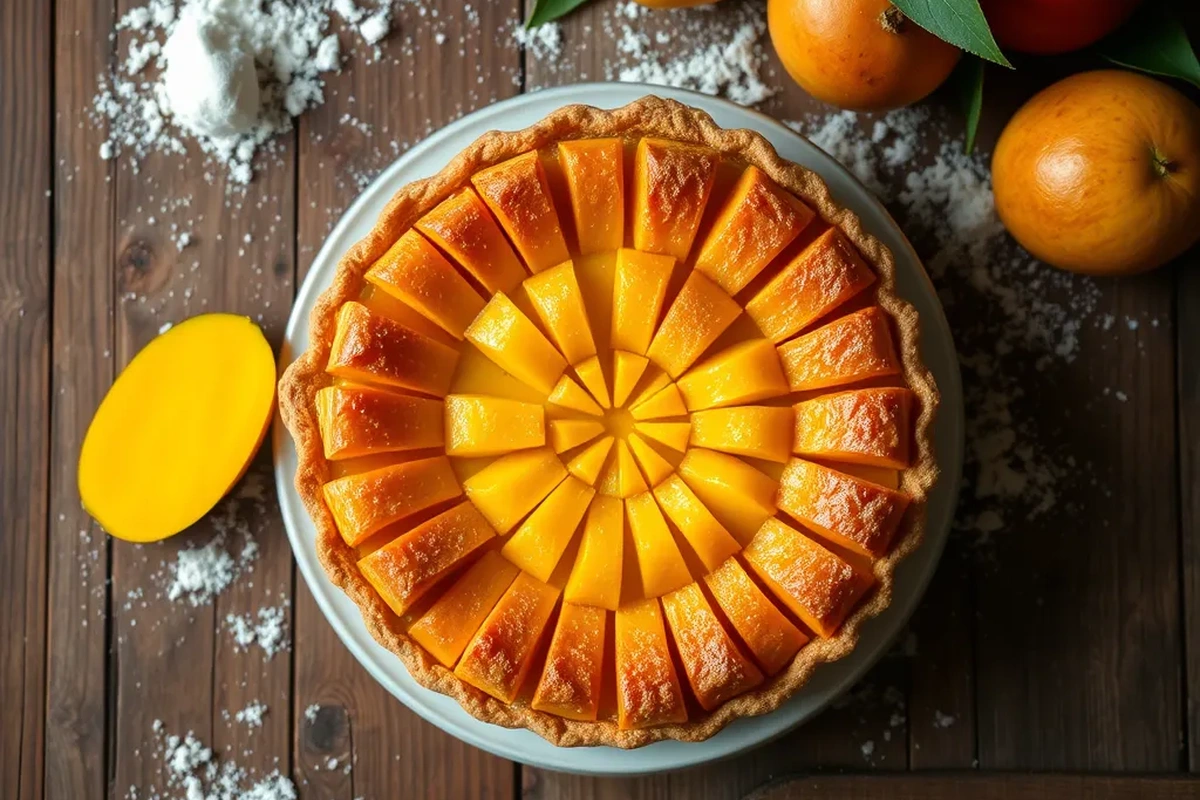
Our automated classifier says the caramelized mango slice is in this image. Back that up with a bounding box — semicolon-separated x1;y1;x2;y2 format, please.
626;491;692;598
472;151;569;273
777;306;901;392
444;394;545;457
612;349;650;408
626;432;674;488
567;436;615;486
678;448;777;544
547;374;604;417
694;165;815;295
465;293;567;396
662;582;764;710
646;271;742;379
690;406;794;463
328;302;460;398
633;138;719;261
652;474;740;572
357;284;459;349
704;557;808;675
677;339;789;411
315;384;443;460
358;501;495;615
793;388;912;468
410;551;519;667
564;494;623;609
455;572;561;702
611;248;674;355
549;418;605;454
501;476;595;582
523;260;597;365
573;355;611;409
415;187;527;295
365;229;486;339
598;440;648;499
559;139;624;255
532;602;607;720
323;456;462;546
634;421;691;454
743;518;873;639
778;458;909;557
745;228;876;343
615;598;688;729
630;382;687;421
463;447;567;534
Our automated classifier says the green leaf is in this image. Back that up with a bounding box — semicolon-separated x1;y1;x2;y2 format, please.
1098;5;1200;89
890;0;1012;67
951;57;985;154
527;0;590;28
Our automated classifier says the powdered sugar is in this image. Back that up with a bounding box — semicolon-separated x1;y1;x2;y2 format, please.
129;725;296;800
225;601;290;659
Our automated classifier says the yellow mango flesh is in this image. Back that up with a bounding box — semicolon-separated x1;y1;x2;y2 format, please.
323;456;463;546
645;271;742;379
630;382;687;421
598;440;648;498
626;432;674;488
652;474;740;572
414;187;527;295
444;394;545;457
315;384;444;460
472;151;569;273
677;339;789;411
633;421;691;454
625;491;692;598
612;349;649;408
501;476;595;582
559;138;625;255
549;418;605;453
610;248;674;355
567;436;614;486
777;306;901;392
615;598;687;729
465;292;566;396
573;355;611;409
564;494;623;609
522;260;597;365
462;447;567;534
690;405;795;463
792;388;913;469
633;137;719;261
703;557;808;676
627;367;672;409
532;602;607;721
547;374;604;417
409;551;519;667
328;301;461;398
79;314;275;542
449;344;545;405
357;284;458;350
678;448;778;544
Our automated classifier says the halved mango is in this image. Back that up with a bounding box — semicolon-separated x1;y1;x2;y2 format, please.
745;228;876;343
792;388;913;468
677;339;789;411
522;260;597;365
626;491;692;598
610;248;675;355
598;440;648;499
462;447;567;534
465;293;566;396
634;421;691;454
777;306;901;392
573;355;611;409
645;271;742;379
315;384;443;460
323;456;462;546
678;448;777;544
626;432;674;488
549;418;605;453
532;602;607;720
409;550;519;667
501;476;595;582
444;394;545;457
547;374;604;417
358;501;495;616
612;349;649;408
743;518;873;639
652;474;740;572
630;382;687;421
559;139;624;255
615;598;688;729
564;494;623;609
704;557;808;675
415;187;527;295
472;151;569;273
328;302;460;397
694;165;815;295
633;138;719;261
365;229;486;339
690;406;794;463
661;582;764;710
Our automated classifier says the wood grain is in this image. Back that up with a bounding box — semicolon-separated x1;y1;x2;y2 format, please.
1179;254;1199;772
751;774;1200;800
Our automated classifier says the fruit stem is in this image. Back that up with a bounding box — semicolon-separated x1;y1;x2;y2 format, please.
1151;147;1178;179
879;4;906;35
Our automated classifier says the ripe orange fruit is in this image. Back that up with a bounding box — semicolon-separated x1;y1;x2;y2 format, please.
767;0;961;111
979;0;1141;55
992;70;1200;276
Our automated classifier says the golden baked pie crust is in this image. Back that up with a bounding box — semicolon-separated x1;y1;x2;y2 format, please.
278;97;940;749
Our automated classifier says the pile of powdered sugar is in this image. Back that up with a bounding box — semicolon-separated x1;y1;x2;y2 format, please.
132;721;296;800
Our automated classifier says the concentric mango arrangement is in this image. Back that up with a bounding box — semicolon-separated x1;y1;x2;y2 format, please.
289;118;934;742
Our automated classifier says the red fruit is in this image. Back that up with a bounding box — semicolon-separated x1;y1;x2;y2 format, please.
980;0;1141;55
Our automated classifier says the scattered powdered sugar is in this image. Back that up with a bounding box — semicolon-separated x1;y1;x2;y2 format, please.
130;725;296;800
510;20;564;61
235;700;269;728
225;601;290;658
303;703;321;723
934;710;957;728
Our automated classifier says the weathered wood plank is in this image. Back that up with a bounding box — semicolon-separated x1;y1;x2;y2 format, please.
751;774;1200;800
1179;252;1199;772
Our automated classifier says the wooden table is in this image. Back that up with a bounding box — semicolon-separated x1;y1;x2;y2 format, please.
3;1;1198;798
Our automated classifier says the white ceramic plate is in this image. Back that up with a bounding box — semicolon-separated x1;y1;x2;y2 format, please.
274;83;964;775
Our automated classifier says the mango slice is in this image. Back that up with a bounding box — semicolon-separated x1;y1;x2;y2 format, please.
633;138;719;261
678;448;777;544
745;228;876;343
462;447;567;534
743;518;873;639
615;598;688;729
455;572;561;702
629;382;687;421
365;229;486;339
559;139;625;255
689;406;795;463
598;440;648;499
694;165;815;295
777;458;910;558
501;476;595;582
626;491;692;598
465;293;567;396
78;314;275;542
677;339;789;411
547;374;604;417
449;344;546;406
792;387;913;468
651;474;740;572
472;151;569;273
612;349;649;408
645;271;742;378
358;284;459;349
627;367;672;410
662;582;764;711
358;501;495;616
522;260;597;365
567;436;615;486
415;187;527;295
704;557;808;675
633;421;691;454
532;602;608;720
315;384;443;460
610;248;674;355
409;550;520;667
328;301;461;398
549;418;605;454
626;432;674;488
444;394;545;457
573;355;611;409
323;456;462;546
564;494;624;609
777;306;901;392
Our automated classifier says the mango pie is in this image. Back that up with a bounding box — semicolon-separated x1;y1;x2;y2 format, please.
279;97;939;748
